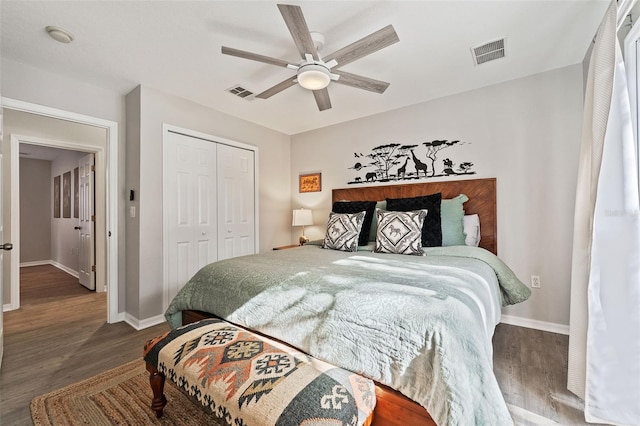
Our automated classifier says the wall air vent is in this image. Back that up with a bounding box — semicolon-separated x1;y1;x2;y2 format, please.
225;85;255;101
471;38;506;65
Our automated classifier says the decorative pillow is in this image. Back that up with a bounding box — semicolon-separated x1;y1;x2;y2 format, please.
463;214;481;247
332;201;376;246
386;193;442;247
374;209;427;255
441;194;469;246
368;200;387;242
323;211;366;252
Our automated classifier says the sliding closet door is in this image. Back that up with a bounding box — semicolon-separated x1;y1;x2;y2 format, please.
164;131;218;303
217;143;255;260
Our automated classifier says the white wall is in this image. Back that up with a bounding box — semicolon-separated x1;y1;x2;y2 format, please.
290;65;584;328
126;85;291;322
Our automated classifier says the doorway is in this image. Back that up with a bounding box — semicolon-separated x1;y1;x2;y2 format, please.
18;144;96;294
1;98;119;323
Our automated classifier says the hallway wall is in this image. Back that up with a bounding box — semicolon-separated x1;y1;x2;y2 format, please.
19;158;51;263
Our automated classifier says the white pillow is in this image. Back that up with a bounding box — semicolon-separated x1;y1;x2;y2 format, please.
463;214;481;247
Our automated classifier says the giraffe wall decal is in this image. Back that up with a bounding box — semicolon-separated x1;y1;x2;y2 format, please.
397;156;409;178
411;149;429;177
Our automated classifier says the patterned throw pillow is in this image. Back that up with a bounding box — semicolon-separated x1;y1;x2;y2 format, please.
323;211;367;252
375;209;427;255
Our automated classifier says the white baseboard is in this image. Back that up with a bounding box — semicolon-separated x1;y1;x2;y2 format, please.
20;259;79;279
20;260;51;267
111;312;126;324
2;304;15;313
124;313;166;331
50;261;79;278
501;314;569;335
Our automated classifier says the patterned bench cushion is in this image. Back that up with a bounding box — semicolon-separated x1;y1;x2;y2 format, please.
144;319;376;425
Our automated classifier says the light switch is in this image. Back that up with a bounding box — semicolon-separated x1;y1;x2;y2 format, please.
129;206;136;218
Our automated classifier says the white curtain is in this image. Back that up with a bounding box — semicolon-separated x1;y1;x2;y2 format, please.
568;1;640;424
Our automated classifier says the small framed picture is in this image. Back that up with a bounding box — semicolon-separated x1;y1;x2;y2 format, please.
53;175;61;218
62;171;71;218
74;167;79;218
299;172;321;193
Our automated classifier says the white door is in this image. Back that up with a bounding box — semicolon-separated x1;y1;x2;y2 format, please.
165;132;218;303
0;150;4;368
78;153;95;290
0;111;9;367
217;144;255;260
0;152;5;368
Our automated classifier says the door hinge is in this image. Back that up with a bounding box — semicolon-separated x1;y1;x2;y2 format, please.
91;165;95;172
91;215;95;222
91;265;96;272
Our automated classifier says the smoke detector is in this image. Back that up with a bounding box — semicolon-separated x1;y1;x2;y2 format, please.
46;26;74;44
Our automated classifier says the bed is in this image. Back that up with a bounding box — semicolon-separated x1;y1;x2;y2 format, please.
164;178;531;425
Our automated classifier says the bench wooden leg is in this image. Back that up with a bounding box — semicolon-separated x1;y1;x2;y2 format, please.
146;363;167;418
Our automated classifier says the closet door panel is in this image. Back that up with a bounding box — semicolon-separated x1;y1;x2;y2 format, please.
217;143;255;260
164;132;217;303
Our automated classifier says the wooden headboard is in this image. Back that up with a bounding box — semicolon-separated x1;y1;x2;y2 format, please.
332;178;497;255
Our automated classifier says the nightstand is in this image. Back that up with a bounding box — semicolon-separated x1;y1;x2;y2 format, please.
273;244;300;250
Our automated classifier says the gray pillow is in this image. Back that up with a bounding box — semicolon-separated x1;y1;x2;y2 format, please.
323;211;366;252
441;194;469;246
374;209;427;256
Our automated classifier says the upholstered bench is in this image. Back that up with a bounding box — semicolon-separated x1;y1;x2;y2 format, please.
144;318;376;425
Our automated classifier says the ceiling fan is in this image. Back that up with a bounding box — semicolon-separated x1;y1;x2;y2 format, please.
221;4;400;111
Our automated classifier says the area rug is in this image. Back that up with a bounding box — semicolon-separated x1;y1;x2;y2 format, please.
30;360;225;425
31;359;560;426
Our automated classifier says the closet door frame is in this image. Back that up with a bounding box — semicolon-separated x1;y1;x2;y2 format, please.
161;124;259;309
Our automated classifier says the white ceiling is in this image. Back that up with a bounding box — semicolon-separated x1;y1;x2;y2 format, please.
1;1;609;135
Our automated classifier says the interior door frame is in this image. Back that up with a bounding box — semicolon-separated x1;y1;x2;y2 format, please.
2;98;119;323
161;124;259;310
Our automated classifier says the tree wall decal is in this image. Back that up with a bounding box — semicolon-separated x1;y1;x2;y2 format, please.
422;140;460;177
346;138;475;184
368;143;401;180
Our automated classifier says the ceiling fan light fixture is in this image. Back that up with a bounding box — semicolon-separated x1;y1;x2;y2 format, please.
297;64;331;90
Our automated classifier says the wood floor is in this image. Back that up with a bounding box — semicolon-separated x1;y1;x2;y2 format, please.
1;264;594;425
0;265;168;425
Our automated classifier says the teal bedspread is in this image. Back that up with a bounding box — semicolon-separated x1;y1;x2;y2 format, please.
165;245;530;425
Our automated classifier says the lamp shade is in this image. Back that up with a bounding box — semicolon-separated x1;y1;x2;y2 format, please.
292;208;313;226
297;65;330;90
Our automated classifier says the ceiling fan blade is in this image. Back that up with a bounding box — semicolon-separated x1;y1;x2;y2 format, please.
313;88;332;111
221;46;292;68
277;4;319;60
323;25;399;68
256;76;298;99
333;70;390;94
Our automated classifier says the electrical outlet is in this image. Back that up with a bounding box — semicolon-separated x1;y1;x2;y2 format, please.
531;275;541;288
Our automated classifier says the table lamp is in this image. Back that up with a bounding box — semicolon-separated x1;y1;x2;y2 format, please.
292;208;313;245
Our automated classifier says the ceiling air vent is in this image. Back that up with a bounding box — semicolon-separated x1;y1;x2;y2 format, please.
225;84;255;101
471;38;506;65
